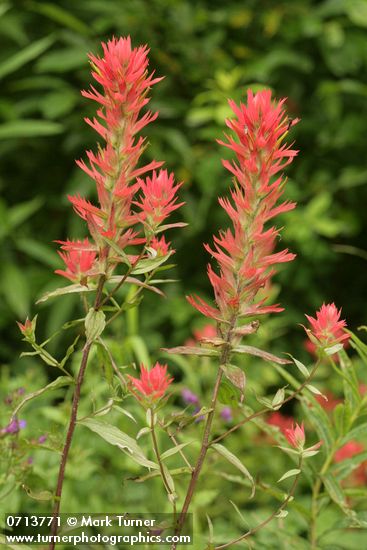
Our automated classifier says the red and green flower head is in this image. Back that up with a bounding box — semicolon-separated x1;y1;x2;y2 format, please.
304;303;349;350
128;362;173;404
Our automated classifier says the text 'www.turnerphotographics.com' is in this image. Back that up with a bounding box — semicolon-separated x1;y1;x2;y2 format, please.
4;514;193;546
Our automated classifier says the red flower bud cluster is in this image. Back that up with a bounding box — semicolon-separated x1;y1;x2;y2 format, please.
188;90;298;323
304;303;349;350
128;363;173;403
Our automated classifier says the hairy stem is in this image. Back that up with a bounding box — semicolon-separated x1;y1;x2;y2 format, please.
171;318;236;549
49;275;105;549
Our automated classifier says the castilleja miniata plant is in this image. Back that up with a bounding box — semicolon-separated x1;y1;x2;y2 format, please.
14;36;366;550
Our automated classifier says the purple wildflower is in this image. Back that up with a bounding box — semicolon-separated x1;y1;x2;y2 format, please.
38;435;47;444
2;419;27;434
220;407;233;423
181;388;200;406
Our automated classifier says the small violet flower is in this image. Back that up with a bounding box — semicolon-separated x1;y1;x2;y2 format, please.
181;388;200;406
220;407;233;423
1;419;26;435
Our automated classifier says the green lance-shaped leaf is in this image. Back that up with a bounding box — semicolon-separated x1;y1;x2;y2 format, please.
163;345;220;357
233;345;291;365
291;356;310;378
131;252;174;275
0;34;55;79
323;473;350;515
85;308;106;343
80;418;158;470
211;443;255;498
160;441;194;461
272;387;286;410
36;283;96;304
12;376;73;417
278;469;301;483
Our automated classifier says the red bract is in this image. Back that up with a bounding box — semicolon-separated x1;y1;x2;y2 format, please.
134;170;184;234
150;235;173;257
305;303;349;349
188;90;298;323
55;240;97;284
128;363;173;402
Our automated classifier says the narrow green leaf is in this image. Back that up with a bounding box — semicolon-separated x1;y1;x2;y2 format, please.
0;34;55;79
332;450;367;481
292;357;310;378
272;387;286;410
324;343;344;355
323;473;349;514
0;120;63;139
127;335;150;365
306;384;325;398
233;345;290;364
163;345;219;357
59;335;80;369
28;2;91;35
36;283;96;303
1;263;30;317
131;253;173;275
8;197;43;228
340;422;367;446
300;396;334;454
211;443;255;498
16;237;59;268
278;469;301;483
160;441;193;461
12;376;73;417
80;418;158;469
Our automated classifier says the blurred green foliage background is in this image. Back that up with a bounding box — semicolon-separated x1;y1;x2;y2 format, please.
1;2;367;547
1;0;367;361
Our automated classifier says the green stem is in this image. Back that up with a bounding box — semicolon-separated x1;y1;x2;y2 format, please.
49;275;106;549
150;409;177;517
215;456;303;549
171;316;237;549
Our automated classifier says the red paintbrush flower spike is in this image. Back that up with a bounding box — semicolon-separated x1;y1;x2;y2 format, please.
189;89;298;323
56;37;185;280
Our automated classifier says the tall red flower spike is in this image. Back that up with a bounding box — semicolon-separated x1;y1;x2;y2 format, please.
128;362;173;402
305;303;349;349
56;37;183;282
188;90;298;324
